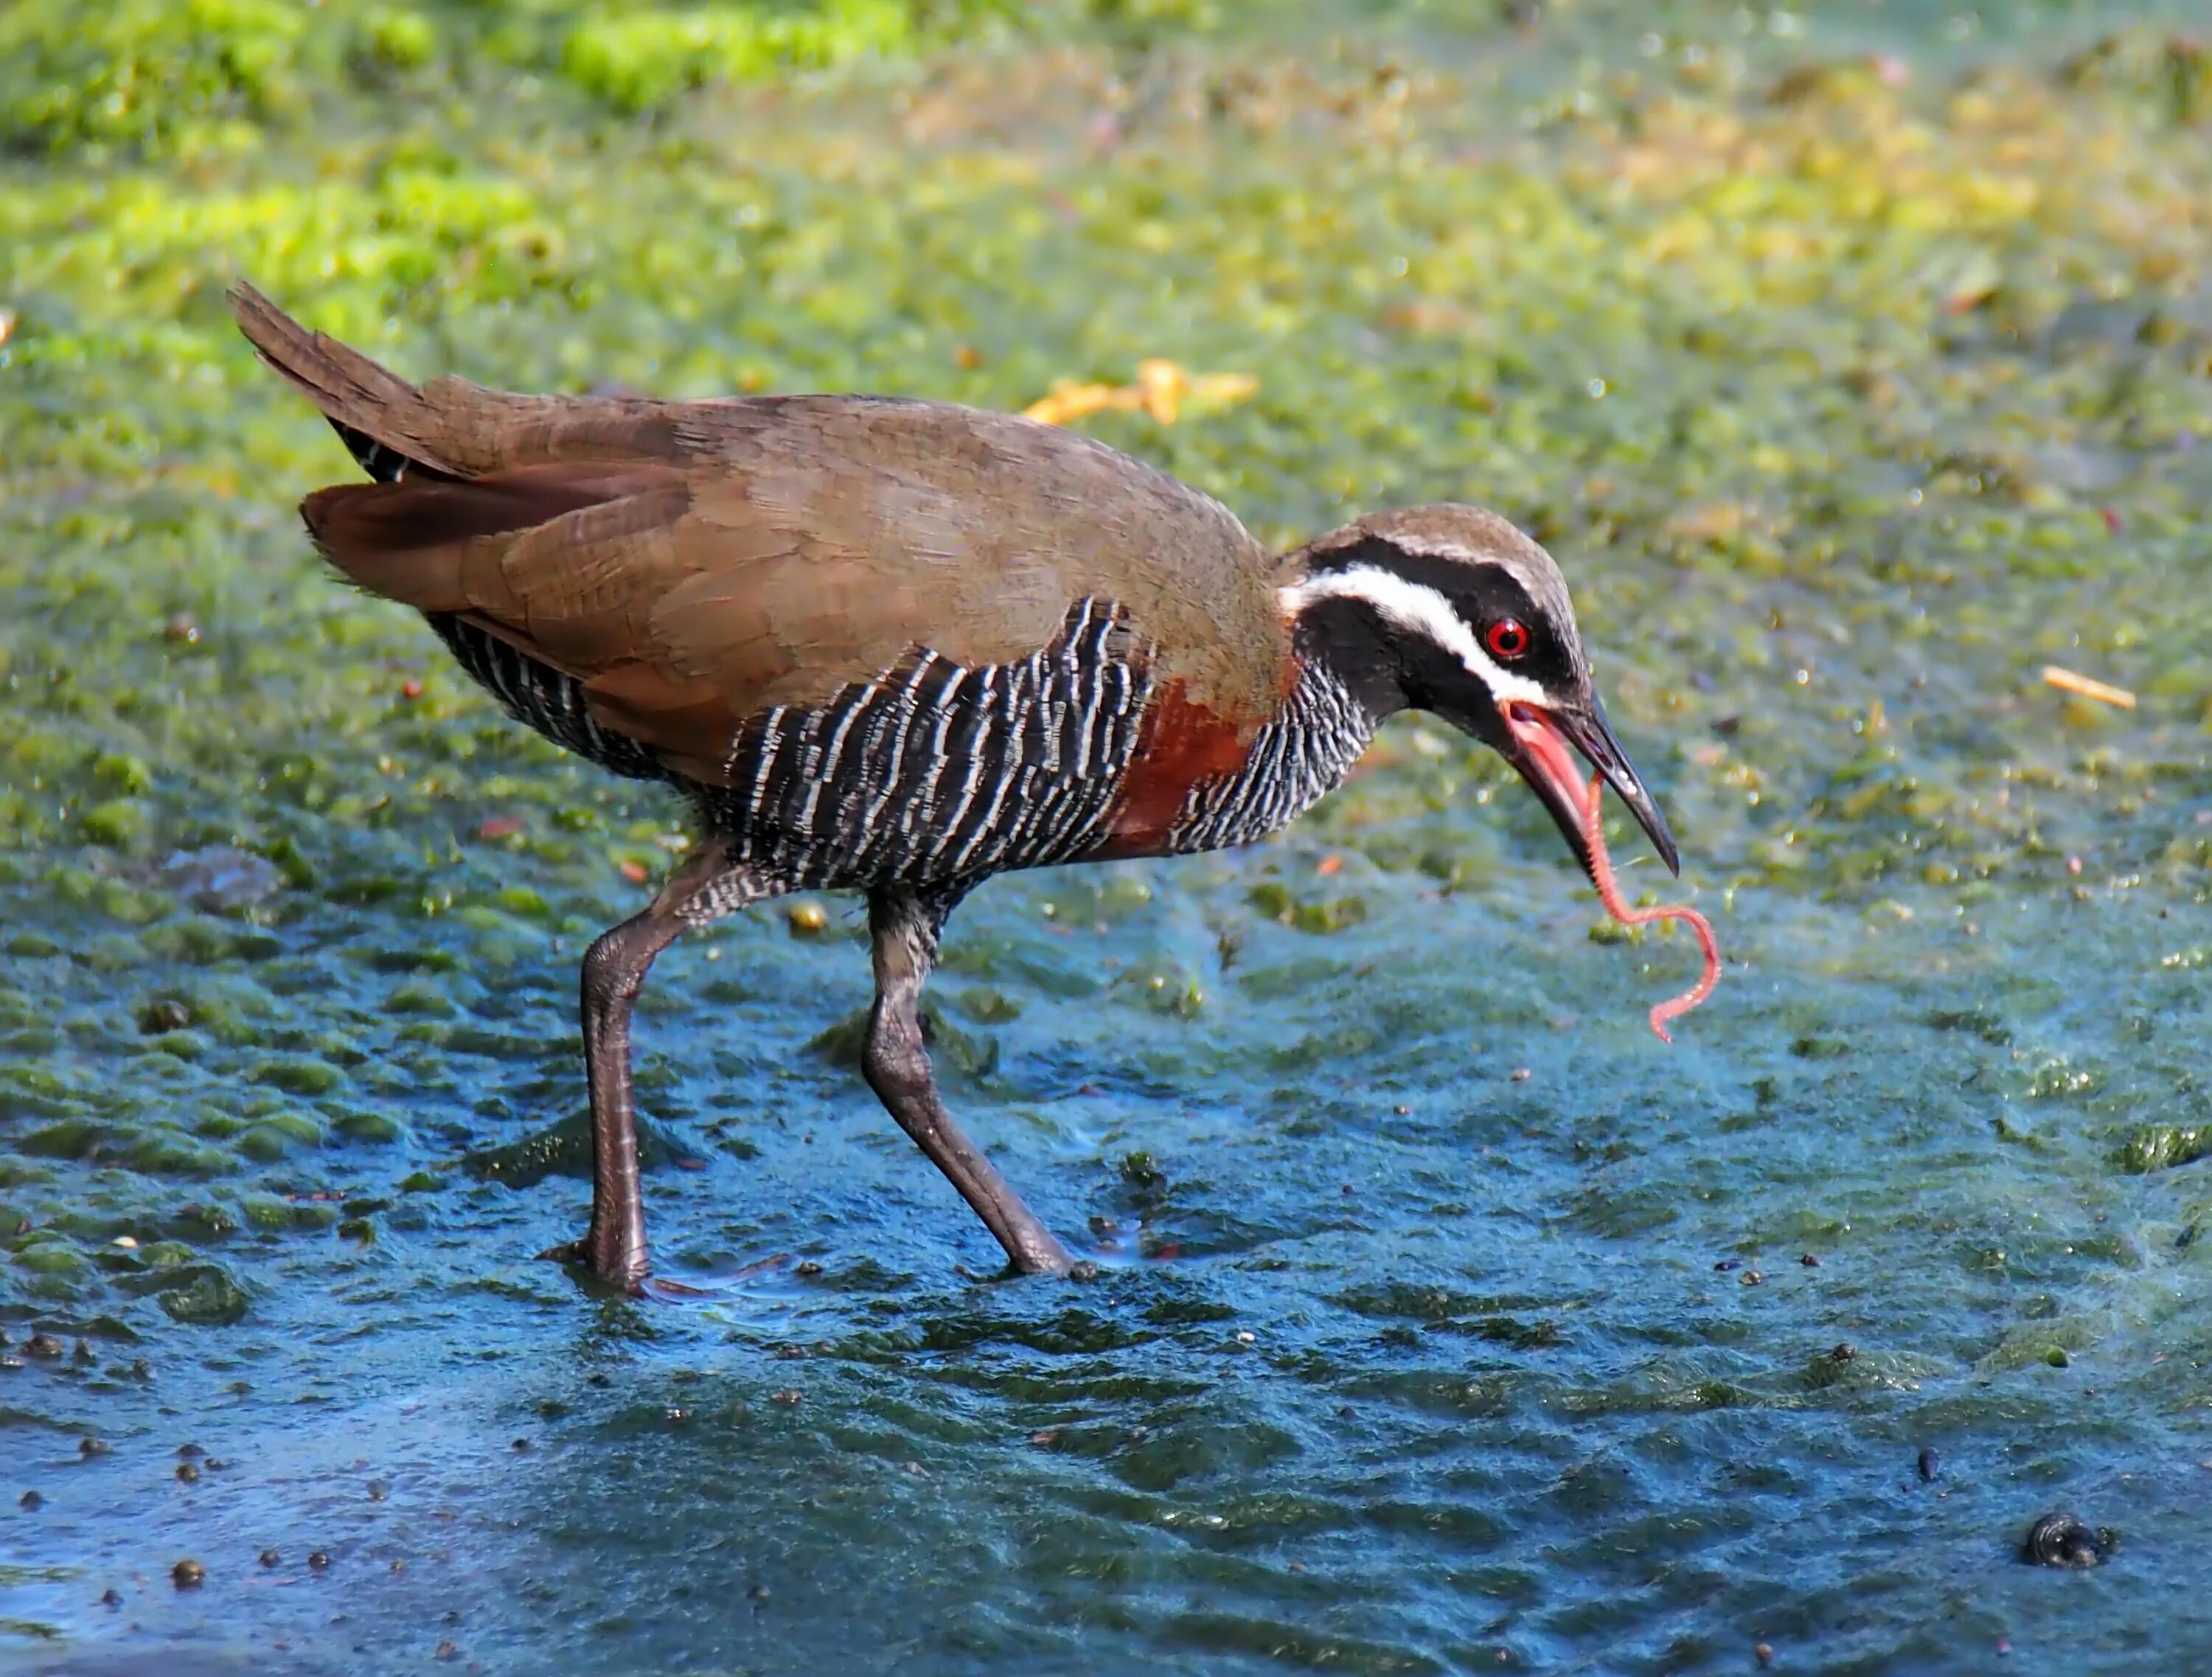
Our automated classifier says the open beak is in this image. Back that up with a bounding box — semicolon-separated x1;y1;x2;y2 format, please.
1501;697;1680;881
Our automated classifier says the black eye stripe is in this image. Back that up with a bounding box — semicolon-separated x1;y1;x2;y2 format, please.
1313;536;1543;608
1298;532;1590;696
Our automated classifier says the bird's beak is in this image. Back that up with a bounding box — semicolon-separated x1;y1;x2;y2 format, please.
1500;696;1680;879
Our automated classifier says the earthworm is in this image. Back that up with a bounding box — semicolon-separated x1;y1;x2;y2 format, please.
1581;771;1719;1043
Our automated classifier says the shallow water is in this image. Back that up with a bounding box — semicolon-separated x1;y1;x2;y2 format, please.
4;2;2211;1672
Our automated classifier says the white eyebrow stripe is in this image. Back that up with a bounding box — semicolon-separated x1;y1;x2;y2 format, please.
1277;565;1551;709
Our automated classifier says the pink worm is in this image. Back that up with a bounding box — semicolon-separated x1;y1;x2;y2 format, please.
1579;770;1719;1043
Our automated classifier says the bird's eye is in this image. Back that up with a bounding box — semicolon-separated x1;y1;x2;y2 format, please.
1485;618;1531;660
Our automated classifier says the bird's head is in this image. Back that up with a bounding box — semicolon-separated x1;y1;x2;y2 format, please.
1280;503;1678;879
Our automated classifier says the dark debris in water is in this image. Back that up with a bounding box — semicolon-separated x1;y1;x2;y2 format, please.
2024;1512;2115;1569
136;997;193;1034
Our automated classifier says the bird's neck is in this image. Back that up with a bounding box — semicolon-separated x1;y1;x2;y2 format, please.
1163;650;1382;855
1282;586;1410;723
1277;652;1388;788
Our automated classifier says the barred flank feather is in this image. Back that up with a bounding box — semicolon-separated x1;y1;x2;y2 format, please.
686;597;1374;892
429;617;669;786
705;600;1154;889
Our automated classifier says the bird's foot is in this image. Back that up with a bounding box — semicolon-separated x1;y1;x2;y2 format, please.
636;1274;715;1301
636;1252;798;1302
543;1243;804;1302
1005;1229;1079;1279
538;1231;652;1296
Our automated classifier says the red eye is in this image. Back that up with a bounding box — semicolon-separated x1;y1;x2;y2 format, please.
1485;618;1531;660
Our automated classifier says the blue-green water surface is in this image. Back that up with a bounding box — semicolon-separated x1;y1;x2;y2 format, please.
4;2;2211;1671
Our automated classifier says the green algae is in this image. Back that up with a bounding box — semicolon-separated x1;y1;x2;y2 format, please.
0;0;1023;153
1;1;2211;1672
153;1267;251;1326
2116;1123;2212;1173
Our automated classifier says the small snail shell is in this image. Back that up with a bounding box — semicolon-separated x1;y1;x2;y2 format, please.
2023;1512;2104;1568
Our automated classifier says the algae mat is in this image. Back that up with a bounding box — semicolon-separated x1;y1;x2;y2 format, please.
4;1;2211;1671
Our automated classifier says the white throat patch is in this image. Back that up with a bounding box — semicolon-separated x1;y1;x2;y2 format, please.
1277;566;1551;709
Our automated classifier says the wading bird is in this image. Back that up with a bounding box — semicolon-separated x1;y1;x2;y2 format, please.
231;284;1681;1291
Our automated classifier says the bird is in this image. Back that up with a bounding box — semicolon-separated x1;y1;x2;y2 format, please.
228;282;1681;1294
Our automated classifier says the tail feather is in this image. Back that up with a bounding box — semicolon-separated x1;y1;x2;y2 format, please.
229;281;474;479
230;281;674;479
300;461;686;619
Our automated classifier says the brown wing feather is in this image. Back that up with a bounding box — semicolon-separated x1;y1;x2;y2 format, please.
235;283;1295;788
300;465;685;621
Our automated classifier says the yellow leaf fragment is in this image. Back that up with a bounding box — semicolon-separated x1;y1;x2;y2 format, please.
1135;358;1186;424
1188;369;1258;405
1663;502;1750;544
1023;361;1256;428
2040;665;2135;709
1021;381;1128;426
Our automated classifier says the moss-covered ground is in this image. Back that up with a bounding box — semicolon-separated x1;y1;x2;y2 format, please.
3;1;2209;1670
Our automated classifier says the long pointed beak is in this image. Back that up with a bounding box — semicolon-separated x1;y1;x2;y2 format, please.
1500;697;1680;880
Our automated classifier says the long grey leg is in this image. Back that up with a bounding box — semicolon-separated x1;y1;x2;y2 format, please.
541;838;772;1291
863;885;1072;1277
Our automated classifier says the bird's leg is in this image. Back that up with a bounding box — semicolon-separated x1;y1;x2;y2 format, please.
542;837;751;1291
863;885;1073;1277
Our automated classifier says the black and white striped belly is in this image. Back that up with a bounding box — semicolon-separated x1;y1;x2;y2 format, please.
703;599;1156;889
